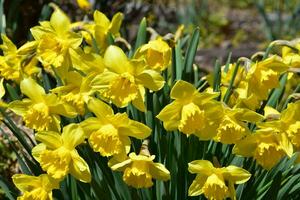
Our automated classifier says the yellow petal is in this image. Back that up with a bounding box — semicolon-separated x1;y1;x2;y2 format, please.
170;80;196;100
80;117;106;136
188;174;207;196
132;86;146;112
223;165;251;184
118;120;151;139
20;78;45;102
35;131;63;149
109;12;124;35
104;45;132;74
136;69;165;91
12;174;41;193
94;10;110;28
149;162;170;181
32;143;46;162
62;124;86;149
50;6;71;35
87;97;113;118
70;150;91;183
110;158;132;171
188;160;214;175
156;101;182;131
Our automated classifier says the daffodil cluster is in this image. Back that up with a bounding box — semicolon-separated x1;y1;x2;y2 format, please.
0;3;299;200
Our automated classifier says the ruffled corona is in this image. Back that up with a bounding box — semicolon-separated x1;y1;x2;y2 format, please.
23;103;53;131
215;116;247;144
88;124;124;156
254;143;285;170
123;160;153;188
102;73;138;107
178;102;205;135
111;152;170;189
202;173;229;200
39;147;72;179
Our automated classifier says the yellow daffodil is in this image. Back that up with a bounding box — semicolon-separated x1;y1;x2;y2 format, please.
9;78;77;131
233;128;293;170
32;124;91;182
51;71;95;115
134;37;171;71
30;6;82;77
93;11;123;53
12;173;59;200
238;56;288;110
188;160;251;199
80;98;151;157
0;34;40;82
282;43;300;68
214;106;264;144
91;45;165;111
157;80;222;140
260;101;300;148
111;151;170;188
69;48;105;75
76;0;91;11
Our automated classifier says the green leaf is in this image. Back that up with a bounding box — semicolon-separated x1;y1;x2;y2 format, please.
183;27;200;81
267;73;287;108
129;17;147;57
5;83;20;100
0;175;18;200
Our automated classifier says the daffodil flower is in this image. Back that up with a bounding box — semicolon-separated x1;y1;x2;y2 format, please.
282;44;300;68
80;98;151;157
91;45;165;111
12;173;59;200
32;124;91;182
238;56;288;110
214;106;264;144
111;152;170;188
0;34;40;82
233;128;293;170
76;0;91;11
9;78;77;131
51;71;95;115
30;6;82;78
157;80;222;140
93;10;123;53
134;37;171;72
188;160;251;200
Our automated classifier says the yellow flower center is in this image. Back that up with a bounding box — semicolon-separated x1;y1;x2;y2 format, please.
62;92;85;115
178;102;205;135
254;142;285;170
202;173;229;200
103;74;138;107
216;116;246;144
39;147;71;180
147;49;164;70
123;160;153;188
88;124;123;157
23;103;52;131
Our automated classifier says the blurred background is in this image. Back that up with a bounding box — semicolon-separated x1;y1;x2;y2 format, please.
2;0;300;197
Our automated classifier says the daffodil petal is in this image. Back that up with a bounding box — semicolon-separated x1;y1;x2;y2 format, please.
149;162;170;181
87;97;113;118
188;160;214;175
20;78;45;102
170;80;196;100
188;174;207;196
62;124;86;149
35;131;63;149
223;165;251;184
70;151;91;183
104;45;132;74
